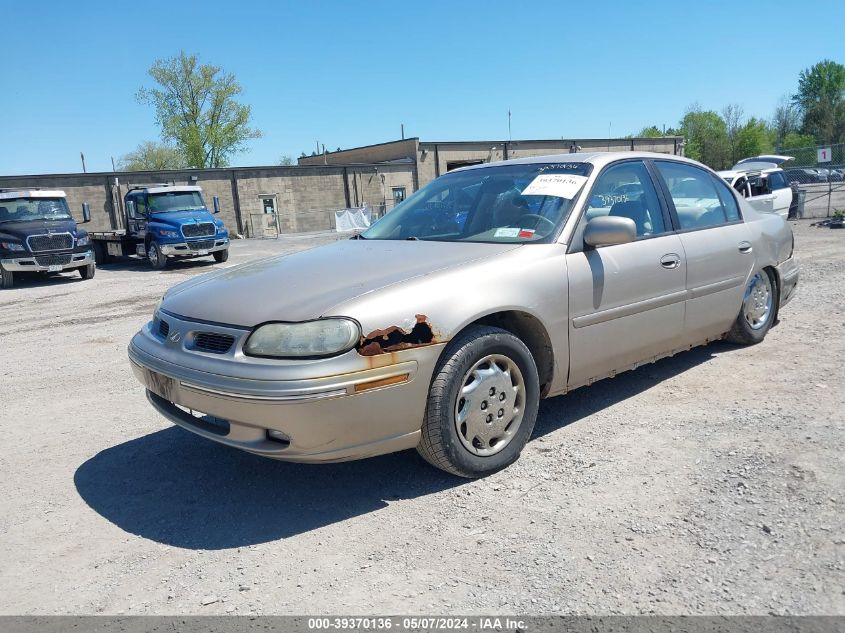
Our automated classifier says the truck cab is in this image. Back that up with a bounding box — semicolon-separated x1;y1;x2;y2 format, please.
91;184;229;269
0;189;95;289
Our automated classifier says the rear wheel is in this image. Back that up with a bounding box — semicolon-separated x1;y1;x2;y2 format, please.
417;325;540;478
0;264;14;289
726;269;777;345
213;249;229;263
92;241;110;266
78;263;96;280
147;242;168;269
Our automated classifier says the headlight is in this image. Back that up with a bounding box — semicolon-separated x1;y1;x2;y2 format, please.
244;318;360;358
158;229;179;238
0;241;25;252
76;234;90;246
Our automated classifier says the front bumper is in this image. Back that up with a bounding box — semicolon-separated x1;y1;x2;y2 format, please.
128;313;444;463
1;249;94;272
159;237;228;256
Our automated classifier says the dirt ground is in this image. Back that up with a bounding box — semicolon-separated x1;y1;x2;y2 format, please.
0;223;842;616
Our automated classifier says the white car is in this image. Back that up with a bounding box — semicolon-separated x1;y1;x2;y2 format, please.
718;155;794;219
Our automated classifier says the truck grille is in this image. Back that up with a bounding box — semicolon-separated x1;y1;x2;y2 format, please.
182;223;215;238
27;233;73;252
35;253;73;267
188;239;215;251
192;332;235;354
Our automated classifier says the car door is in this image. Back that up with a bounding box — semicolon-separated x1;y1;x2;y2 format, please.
565;160;687;389
766;171;792;218
653;160;754;343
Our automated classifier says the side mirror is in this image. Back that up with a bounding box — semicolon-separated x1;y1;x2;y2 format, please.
82;203;91;223
126;200;136;219
213;196;220;214
584;216;636;247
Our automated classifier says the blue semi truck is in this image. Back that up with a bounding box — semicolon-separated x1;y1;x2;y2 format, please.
90;184;229;269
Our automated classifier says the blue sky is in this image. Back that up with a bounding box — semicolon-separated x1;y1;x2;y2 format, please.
2;0;843;175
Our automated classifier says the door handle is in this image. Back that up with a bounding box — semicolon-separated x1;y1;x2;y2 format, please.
660;253;681;269
738;241;753;254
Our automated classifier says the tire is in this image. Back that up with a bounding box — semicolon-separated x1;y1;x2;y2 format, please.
417;325;540;478
78;263;96;280
92;241;110;266
0;264;14;289
147;241;168;269
213;249;229;263
726;268;778;345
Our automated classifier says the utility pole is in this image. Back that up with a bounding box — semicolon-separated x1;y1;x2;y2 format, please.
80;152;87;173
401;123;405;140
508;109;512;141
111;156;116;172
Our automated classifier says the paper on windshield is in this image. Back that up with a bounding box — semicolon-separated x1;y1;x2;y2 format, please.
521;174;588;199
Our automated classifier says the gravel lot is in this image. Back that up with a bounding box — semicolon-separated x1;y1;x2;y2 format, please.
0;222;842;616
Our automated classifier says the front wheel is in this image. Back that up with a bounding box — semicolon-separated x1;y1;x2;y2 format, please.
726;269;777;345
147;242;168;269
417;325;540;478
213;249;229;263
0;264;14;289
78;263;96;280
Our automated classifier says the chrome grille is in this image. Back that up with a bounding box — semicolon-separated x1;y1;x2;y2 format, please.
27;233;73;252
192;332;235;354
158;319;170;338
188;239;215;251
35;253;72;267
181;223;215;238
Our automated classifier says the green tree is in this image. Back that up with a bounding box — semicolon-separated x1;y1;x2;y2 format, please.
278;155;295;166
793;59;845;144
678;106;731;169
117;141;187;171
635;125;664;138
779;132;818;165
137;52;262;168
733;117;774;160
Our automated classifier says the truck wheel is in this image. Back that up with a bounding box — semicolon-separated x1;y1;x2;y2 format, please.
213;249;229;263
0;264;14;289
79;263;96;280
147;242;168;269
92;242;110;265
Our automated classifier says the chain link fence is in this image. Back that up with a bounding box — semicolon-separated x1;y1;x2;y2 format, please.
779;142;845;219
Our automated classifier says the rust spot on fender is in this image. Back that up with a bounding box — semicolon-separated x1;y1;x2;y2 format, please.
357;314;439;357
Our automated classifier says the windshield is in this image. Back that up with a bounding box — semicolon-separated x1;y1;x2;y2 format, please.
361;162;593;243
0;197;72;223
147;191;206;213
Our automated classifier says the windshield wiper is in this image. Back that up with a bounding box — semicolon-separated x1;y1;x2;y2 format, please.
405;236;420;241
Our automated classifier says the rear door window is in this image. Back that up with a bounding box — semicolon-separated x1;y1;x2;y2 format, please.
655;161;731;230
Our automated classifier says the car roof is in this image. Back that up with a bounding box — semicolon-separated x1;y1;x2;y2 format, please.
449;151;703;173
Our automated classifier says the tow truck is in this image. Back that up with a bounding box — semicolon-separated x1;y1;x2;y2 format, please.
90;184;229;269
0;188;95;289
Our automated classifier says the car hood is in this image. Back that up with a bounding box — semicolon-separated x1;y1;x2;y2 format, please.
162;239;522;326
